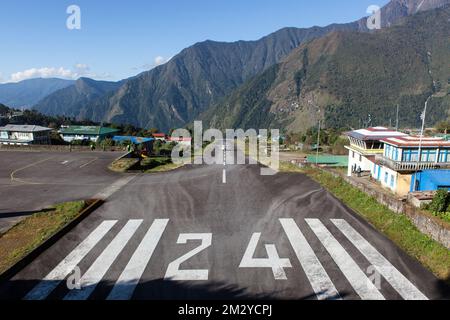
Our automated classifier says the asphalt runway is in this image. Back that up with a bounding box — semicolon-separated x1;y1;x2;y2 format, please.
0;150;125;233
0;154;448;300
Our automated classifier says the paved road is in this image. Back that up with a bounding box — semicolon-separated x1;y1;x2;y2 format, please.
0;154;448;300
0;151;125;232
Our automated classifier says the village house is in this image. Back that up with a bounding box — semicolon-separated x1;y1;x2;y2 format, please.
0;124;52;145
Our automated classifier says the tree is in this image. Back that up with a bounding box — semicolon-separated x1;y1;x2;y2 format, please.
429;189;450;214
436;120;450;134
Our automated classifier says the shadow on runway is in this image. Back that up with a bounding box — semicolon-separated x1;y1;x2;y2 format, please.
0;208;54;220
0;278;346;300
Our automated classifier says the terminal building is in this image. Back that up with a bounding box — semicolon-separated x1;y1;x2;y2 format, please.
346;127;450;196
0;124;52;145
345;127;407;177
59;126;120;143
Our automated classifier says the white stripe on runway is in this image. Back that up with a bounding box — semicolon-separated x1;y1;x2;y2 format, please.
306;219;385;300
279;218;341;300
107;219;169;300
64;219;143;300
331;219;428;300
94;175;136;200
24;220;117;300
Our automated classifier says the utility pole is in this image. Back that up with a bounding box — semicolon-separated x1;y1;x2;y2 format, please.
413;96;431;192
316;118;321;165
395;104;399;131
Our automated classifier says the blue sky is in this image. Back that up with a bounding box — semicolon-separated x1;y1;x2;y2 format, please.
0;0;389;83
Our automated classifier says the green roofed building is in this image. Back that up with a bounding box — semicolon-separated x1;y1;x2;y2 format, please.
59;126;120;143
307;155;348;167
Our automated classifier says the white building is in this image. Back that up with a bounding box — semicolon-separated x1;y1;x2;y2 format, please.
345;127;407;177
0;124;52;145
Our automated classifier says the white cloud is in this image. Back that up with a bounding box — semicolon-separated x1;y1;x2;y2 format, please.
154;56;168;67
6;64;112;83
133;56;172;72
10;67;75;82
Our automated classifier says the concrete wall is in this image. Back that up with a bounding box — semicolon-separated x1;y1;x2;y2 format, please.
397;173;412;196
0;144;126;152
322;167;450;250
347;149;374;176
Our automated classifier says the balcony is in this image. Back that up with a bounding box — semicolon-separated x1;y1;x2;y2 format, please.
376;155;450;172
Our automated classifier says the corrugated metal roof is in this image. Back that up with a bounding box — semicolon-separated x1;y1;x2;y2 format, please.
307;155;348;167
346;127;407;141
0;124;52;132
59;126;120;135
381;136;450;147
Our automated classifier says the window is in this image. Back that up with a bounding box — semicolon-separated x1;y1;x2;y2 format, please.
439;149;449;163
384;172;389;184
390;175;395;188
352;151;355;158
402;149;419;162
359;155;362;162
421;149;437;162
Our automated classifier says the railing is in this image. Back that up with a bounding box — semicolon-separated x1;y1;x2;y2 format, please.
346;145;384;155
376;155;450;171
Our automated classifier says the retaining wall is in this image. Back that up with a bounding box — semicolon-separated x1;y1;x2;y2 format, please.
321;167;450;250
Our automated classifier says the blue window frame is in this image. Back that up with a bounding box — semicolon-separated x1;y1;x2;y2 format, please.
420;149;437;162
390;174;395;187
439;149;449;163
384;172;389;184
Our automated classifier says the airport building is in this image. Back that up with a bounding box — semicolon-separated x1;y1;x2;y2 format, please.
346;127;450;196
345;127;407;177
0;124;52;145
59;126;120;143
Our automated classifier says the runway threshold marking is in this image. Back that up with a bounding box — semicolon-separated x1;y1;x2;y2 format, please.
24;220;117;300
64;220;143;300
331;219;428;300
279;218;340;300
23;218;429;300
108;219;169;300
306;219;385;300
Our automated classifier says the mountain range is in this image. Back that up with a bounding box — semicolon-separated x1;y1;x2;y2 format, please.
0;78;74;108
1;0;450;132
203;5;450;131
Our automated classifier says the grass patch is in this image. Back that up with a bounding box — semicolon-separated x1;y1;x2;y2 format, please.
0;201;86;275
280;163;450;282
109;158;140;172
141;157;183;173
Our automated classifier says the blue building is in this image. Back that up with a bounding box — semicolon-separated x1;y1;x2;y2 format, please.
373;136;450;195
410;170;450;192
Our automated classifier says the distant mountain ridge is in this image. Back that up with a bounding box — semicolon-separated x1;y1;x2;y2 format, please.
0;78;74;108
202;5;450;132
33;78;124;119
23;0;450;131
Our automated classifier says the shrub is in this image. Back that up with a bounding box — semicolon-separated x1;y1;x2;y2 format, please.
429;189;450;214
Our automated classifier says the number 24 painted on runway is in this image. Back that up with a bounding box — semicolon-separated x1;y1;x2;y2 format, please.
162;227;291;281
